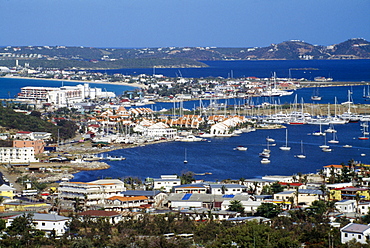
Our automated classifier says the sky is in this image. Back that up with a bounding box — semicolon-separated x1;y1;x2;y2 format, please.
1;0;369;48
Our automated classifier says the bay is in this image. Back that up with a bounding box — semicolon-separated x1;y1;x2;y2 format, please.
73;122;370;182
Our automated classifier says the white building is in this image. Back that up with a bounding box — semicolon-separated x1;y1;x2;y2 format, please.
335;200;357;213
153;175;181;193
210;184;247;195
144;122;177;139
6;213;70;237
17;83;115;107
58;179;126;206
341;223;370;244
0;147;38;163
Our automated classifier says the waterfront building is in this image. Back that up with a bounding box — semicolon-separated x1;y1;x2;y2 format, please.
17;83;115;107
58;179;126;207
0;147;38;164
152;175;181;193
5;213;70;237
322;164;350;178
144;122;177;139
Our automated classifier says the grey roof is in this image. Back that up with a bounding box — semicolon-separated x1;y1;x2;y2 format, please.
243;178;277;183
298;189;323;195
173;183;207;189
167;193;250;202
341;223;370;233
210;184;247;189
124;190;163;197
9;213;69;222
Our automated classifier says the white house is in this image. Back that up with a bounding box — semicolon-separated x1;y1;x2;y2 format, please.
359;202;370;215
341;223;370;244
153;175;181;193
6;213;70;237
335;200;357;214
210;184;247;195
144;122;177;139
0;147;38;163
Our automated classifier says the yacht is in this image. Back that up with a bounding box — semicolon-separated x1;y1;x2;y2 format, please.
260;158;271;164
234;146;248;151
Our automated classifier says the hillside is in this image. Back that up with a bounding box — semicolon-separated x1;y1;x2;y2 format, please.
0;38;369;69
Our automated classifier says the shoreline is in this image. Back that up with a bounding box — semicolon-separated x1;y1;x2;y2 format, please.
2;75;145;89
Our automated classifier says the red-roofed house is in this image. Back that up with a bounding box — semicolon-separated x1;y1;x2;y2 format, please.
78;210;122;224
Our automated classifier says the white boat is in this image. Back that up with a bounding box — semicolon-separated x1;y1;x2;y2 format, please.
295;140;306;159
343;144;352;148
322;147;332;152
266;136;275;142
311;85;322;101
328;133;339;144
234;146;248;151
319;135;330;149
106;156;126;161
184;148;188;164
279;129;291;151
261;158;271;164
199;133;215;138
325;124;337;133
358;121;369;140
312;123;326;136
181;135;203;142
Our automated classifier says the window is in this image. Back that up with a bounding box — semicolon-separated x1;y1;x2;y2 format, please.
359;235;362;239
345;233;348;237
42;222;45;226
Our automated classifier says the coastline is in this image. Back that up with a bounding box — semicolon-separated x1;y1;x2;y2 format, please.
2;75;145;89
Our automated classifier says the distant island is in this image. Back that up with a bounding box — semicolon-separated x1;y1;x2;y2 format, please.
0;38;369;70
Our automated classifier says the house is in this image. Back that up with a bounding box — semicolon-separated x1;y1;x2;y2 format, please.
58;179;126;208
5;213;70;237
78;210;122;224
242;178;277;195
124;190;168;208
359;202;370;215
153;175;181;192
14;131;34;140
335;200;357;213
341;223;370;244
167;193;253;211
273;189;323;206
0;184;16;200
179;208;239;221
210;184;247;195
323;164;350;178
105;196;149;211
173;184;208;194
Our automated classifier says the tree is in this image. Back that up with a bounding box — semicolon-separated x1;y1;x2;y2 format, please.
256;203;282;218
179;171;195;185
228;200;245;214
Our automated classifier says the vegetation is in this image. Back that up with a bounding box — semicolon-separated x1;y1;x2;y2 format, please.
0;105;78;140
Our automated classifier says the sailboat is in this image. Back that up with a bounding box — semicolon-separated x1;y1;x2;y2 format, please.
328;132;339;144
358;122;369;140
312;122;326;136
184;148;188;164
363;84;370;99
295;140;306;159
311;85;322;101
319;135;330;149
279;129;291;151
325;123;337;133
259;139;271;158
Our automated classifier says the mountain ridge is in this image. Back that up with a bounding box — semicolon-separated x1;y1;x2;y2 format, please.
0;38;369;69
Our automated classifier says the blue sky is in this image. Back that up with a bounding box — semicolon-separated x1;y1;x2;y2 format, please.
1;0;369;48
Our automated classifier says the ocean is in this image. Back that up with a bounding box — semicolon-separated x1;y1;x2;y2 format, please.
0;59;369;182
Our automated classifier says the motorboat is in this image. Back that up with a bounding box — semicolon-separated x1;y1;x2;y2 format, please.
266;136;275;142
234;146;248;151
260;158;271;164
322;148;332;152
343;144;352;148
